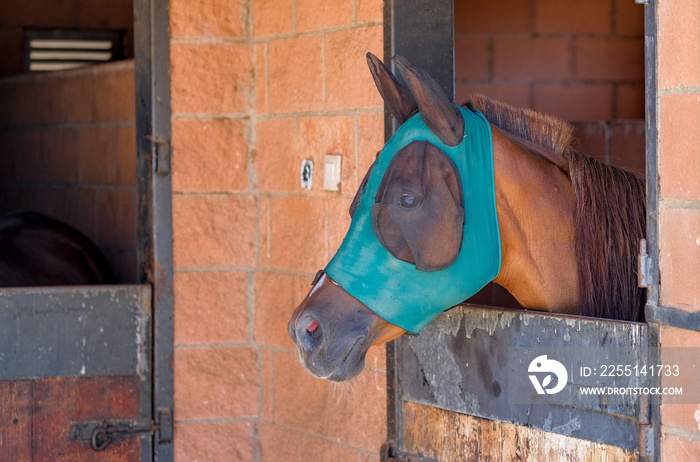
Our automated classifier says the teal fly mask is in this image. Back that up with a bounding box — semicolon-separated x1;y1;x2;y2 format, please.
324;54;501;333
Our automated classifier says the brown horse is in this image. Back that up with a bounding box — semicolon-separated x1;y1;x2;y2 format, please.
0;210;116;287
288;53;645;382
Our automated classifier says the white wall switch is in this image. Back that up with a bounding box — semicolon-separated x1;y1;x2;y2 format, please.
323;154;342;191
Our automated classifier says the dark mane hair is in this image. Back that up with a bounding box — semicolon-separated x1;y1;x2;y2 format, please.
471;95;646;322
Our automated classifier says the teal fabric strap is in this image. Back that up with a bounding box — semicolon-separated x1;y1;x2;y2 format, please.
325;106;501;333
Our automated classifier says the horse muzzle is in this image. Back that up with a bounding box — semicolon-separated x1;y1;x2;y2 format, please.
287;272;378;381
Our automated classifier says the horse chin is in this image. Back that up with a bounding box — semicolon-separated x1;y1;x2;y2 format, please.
301;335;370;382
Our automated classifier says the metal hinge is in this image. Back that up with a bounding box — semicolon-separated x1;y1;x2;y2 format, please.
71;408;173;451
150;137;171;175
638;239;653;288
381;441;438;462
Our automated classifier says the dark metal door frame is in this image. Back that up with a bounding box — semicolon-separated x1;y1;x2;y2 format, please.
134;0;174;460
382;1;681;460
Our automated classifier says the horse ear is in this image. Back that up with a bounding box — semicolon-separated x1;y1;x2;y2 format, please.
392;55;464;147
366;52;417;124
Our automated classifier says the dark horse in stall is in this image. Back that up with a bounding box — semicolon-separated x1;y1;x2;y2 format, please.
288;53;646;382
0;210;116;287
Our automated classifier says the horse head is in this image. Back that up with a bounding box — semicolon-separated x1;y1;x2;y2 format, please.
288;53;502;381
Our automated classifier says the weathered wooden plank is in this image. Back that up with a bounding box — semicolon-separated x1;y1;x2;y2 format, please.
398;304;649;449
402;402;638;462
0;376;143;462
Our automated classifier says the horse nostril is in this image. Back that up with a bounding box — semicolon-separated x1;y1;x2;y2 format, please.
306;319;319;333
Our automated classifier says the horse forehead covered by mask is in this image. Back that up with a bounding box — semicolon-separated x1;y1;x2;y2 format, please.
288;53;645;382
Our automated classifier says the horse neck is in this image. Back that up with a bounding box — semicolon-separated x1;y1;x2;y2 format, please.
489;127;579;314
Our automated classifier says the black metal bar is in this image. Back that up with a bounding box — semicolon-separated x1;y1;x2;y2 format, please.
134;0;174;460
384;0;454;454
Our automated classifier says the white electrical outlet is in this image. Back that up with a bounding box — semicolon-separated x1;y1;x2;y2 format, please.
323;154;342;191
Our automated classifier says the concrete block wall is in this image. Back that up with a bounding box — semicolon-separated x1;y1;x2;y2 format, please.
655;0;700;460
0;61;138;282
169;1;386;460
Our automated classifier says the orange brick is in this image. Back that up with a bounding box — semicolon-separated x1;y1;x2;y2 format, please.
174;421;254;462
260;348;274;420
268;35;323;113
658;0;700;90
659;208;700;311
171;42;253;115
255;118;301;192
258;424;301;462
534;83;613;121
170;0;246;39
358;0;383;23
328;197;352;254
58;70;96;124
174;271;249;345
610;121;645;176
96;189;137;250
0;0;73;28
658;93;700;200
46;128;80;183
77;0;132;29
254;43;268;114
534;0;612;35
494;37;571;81
661;403;700;433
94;62;135;122
253;0;294;37
615;0;644;37
254;272;309;349
572;121;607;161
270;196;328;273
455;0;530;34
616;83;645;119
324;26;384;110
174;347;259;420
259;196;271;267
660;432;700;462
272;351;330;434
171;118;249;192
456;83;530;109
116;125;137;186
299;115;356;192
660;325;700;348
576;38;644;82
172;194;256;268
329;369;386;451
299;434;367;460
297;0;354;32
358;111;384;184
455;36;490;82
61;188;99;242
80;126;117;184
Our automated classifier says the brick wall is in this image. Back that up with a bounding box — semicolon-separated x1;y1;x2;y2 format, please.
455;0;644;121
169;0;385;460
455;0;645;175
0;0;133;76
0;61;138;282
655;0;700;460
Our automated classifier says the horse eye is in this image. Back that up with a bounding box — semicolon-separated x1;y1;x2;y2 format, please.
399;193;419;208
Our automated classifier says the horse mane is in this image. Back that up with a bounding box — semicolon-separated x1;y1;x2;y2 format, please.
470;94;646;322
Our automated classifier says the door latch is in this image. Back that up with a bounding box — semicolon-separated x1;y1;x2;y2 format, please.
381;440;437;462
71;408;172;451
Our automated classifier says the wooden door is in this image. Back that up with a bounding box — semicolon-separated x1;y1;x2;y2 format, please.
384;304;653;461
0;285;163;461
